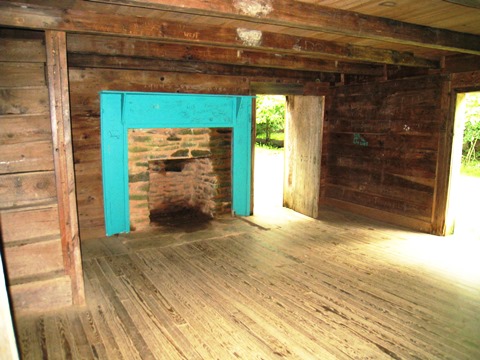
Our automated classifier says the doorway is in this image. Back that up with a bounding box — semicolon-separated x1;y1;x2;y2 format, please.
254;95;286;211
253;95;325;218
446;91;480;238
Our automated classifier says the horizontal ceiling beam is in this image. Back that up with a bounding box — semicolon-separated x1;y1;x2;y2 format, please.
0;1;437;68
89;0;480;55
67;34;384;76
67;53;341;83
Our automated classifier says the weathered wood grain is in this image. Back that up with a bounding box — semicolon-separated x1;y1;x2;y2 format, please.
284;95;324;218
0;28;76;317
451;70;480;90
324;184;432;221
250;81;330;95
444;55;480;74
430;78;453;235
0;62;46;88
68;52;334;95
327;163;434;195
0;38;46;63
0;140;54;175
0;114;52;145
68;53;342;86
324;75;443;232
13;208;480;359
66;34;381;76
10;275;72;315
0;204;59;244
0;171;57;209
69;67;250;98
3;238;64;282
0;2;439;67
0;87;49;115
91;0;480;55
45;30;85;306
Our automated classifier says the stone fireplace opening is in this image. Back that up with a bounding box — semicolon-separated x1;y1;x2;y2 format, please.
148;157;216;229
128;128;232;231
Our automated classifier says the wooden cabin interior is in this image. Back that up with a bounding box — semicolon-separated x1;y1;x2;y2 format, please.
0;0;479;358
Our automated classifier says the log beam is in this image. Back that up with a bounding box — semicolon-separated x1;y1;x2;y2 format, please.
68;53;342;83
0;1;437;68
67;34;384;76
90;0;480;55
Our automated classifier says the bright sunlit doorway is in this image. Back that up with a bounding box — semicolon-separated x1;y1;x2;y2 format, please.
253;95;324;218
253;95;286;212
446;91;480;239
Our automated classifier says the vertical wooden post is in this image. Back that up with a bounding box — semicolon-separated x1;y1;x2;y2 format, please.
431;76;453;236
45;30;85;306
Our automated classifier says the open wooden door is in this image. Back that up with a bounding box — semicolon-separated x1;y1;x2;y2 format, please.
284;96;324;218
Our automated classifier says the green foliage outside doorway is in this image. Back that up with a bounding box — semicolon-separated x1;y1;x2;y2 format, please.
461;92;480;177
256;95;286;147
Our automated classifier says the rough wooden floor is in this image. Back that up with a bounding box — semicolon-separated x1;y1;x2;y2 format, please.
15;207;480;359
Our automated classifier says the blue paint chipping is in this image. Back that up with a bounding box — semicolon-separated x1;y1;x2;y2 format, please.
100;91;253;236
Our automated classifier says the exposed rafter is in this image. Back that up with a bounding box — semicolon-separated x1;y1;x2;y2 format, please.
0;1;437;68
89;0;480;55
67;53;340;83
66;34;384;76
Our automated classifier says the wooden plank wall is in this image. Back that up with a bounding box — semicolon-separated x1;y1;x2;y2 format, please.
67;33;327;240
323;76;443;232
0;29;73;313
69;67;249;239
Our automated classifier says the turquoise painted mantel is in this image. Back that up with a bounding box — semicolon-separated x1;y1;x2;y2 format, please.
100;91;253;236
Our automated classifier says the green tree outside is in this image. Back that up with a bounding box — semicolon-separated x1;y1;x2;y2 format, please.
463;93;480;162
256;95;286;144
462;92;480;177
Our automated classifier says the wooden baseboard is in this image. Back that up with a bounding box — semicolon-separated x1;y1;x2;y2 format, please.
322;197;432;234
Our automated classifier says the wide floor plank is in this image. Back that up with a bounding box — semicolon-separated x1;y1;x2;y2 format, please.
14;207;480;359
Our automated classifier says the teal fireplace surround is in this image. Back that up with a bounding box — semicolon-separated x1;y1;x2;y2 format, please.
100;91;253;236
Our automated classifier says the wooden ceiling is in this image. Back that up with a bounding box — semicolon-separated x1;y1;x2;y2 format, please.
305;0;480;35
1;0;480;77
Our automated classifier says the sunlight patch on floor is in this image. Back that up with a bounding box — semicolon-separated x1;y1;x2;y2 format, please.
253;142;480;288
384;234;480;287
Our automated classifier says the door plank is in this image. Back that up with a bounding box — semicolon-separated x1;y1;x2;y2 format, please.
284;96;324;218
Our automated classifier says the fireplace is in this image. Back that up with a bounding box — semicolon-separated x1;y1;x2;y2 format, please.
128;128;232;231
100;92;252;236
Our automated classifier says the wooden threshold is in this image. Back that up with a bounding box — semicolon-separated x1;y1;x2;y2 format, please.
13;207;480;359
